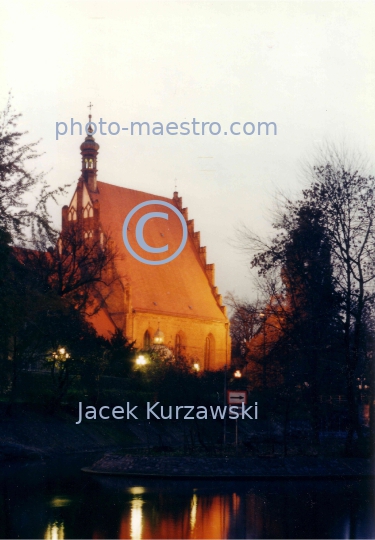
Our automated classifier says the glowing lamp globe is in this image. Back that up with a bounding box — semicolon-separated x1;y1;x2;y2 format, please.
153;328;165;345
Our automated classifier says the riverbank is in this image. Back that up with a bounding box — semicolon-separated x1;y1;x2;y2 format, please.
83;454;374;479
0;404;140;461
1;404;372;465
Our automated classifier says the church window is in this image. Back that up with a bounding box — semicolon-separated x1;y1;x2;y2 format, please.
144;330;151;348
175;334;181;357
83;203;93;218
204;334;215;371
175;332;186;357
84;230;93;239
68;207;77;221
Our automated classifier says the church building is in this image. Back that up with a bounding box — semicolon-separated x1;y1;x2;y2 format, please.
61;122;230;370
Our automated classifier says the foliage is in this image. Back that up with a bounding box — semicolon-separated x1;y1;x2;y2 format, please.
225;293;264;366
104;328;136;378
0;96;119;410
18;221;119;316
237;146;375;452
0;93;67;245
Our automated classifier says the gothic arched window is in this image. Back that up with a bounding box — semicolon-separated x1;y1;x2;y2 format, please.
144;330;151;349
204;334;215;371
68;207;77;221
83;203;93;218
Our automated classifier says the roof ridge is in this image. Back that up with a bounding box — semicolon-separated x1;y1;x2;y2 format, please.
96;181;174;202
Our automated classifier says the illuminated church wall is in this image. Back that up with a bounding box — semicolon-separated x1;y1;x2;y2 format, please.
60;123;230;369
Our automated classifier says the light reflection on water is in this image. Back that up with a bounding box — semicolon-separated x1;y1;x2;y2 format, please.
44;521;64;540
190;493;197;532
130;497;144;540
0;457;373;539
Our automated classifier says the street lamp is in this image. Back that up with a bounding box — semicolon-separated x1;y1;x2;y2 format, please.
357;377;369;390
234;370;242;378
136;355;147;366
153;328;165;345
193;363;200;371
151;326;173;361
53;348;70;361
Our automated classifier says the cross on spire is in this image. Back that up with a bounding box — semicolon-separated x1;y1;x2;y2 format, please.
87;102;94;134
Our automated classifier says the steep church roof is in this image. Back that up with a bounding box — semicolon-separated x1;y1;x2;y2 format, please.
92;181;227;322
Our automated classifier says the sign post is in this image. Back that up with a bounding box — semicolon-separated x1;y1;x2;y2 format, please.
227;390;247;405
227;391;247;452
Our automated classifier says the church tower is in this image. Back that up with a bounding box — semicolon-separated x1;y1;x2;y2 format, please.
80;114;99;193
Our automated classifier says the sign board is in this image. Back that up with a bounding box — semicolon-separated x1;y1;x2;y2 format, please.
227;390;247;405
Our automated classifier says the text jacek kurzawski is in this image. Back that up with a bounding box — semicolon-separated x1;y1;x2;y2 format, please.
75;402;258;424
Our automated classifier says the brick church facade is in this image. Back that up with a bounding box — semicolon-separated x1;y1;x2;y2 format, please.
61;124;231;369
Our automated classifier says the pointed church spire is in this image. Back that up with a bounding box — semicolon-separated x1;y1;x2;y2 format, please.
80;103;99;192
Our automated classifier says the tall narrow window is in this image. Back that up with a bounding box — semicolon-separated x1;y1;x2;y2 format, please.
204;334;215;371
83;203;93;218
68;207;77;221
175;334;181;357
144;330;151;349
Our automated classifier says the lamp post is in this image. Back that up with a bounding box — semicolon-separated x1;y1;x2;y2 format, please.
50;347;70;405
223;363;227;446
151;326;173;361
233;370;242;452
357;376;369;428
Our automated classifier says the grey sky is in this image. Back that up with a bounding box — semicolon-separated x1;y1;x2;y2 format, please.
1;1;374;301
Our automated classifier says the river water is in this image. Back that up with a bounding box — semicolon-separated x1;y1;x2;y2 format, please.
0;456;373;539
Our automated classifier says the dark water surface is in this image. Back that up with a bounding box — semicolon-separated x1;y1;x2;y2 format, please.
0;456;373;539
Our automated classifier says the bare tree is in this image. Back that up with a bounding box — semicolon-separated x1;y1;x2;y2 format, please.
18;222;121;316
225;293;263;363
303;147;375;453
237;145;375;454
